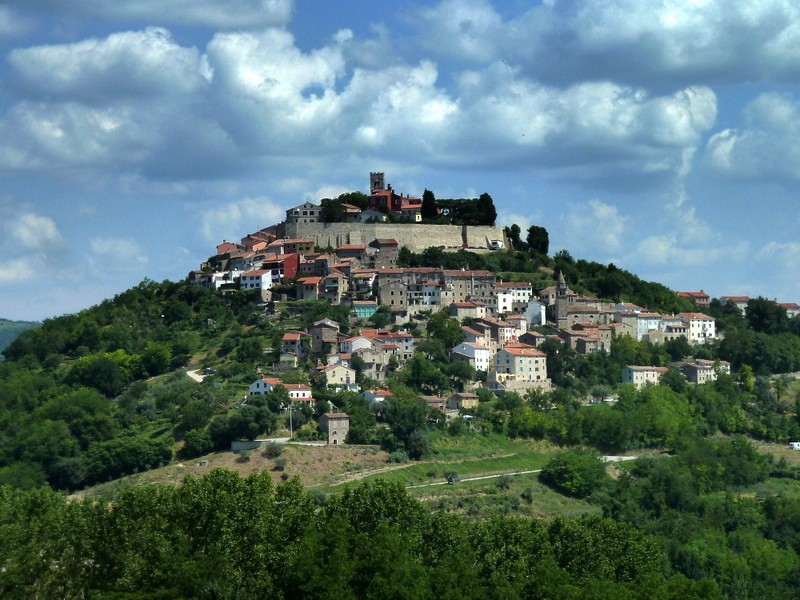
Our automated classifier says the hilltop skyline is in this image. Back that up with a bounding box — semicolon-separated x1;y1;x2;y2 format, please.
2;1;800;320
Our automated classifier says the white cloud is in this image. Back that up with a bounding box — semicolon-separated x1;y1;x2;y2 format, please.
705;92;800;182
560;199;627;255
0;209;65;285
8;211;64;252
23;0;292;29
486;0;800;87
199;197;286;243
416;0;505;63
757;241;800;267
0;16;718;186
90;237;148;266
496;211;537;233
0;257;39;284
633;234;748;267
8;28;207;103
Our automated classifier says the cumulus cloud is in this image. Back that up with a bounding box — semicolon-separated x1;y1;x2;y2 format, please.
415;0;505;63
22;0;292;29
436;0;800;88
0;15;719;187
560;199;627;255
706;92;800;182
633;233;748;268
199;197;286;243
8;211;64;252
0;209;65;285
8;28;207;103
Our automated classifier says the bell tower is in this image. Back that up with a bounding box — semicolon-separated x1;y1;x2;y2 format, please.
370;172;385;193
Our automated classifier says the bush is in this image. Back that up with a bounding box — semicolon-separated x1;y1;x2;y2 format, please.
262;443;284;458
180;429;213;459
539;448;609;499
273;457;287;471
388;449;410;463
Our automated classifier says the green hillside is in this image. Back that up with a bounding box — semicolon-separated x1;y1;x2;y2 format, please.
0;318;39;356
3;251;800;597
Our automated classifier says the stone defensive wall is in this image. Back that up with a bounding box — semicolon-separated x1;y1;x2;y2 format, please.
284;222;509;253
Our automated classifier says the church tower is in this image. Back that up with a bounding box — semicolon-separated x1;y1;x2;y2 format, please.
370;172;385;193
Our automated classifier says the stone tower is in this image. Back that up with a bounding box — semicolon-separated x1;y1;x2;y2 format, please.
370;172;385;193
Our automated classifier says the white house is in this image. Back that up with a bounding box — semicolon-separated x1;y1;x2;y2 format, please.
493;281;533;314
407;281;442;306
450;341;491;373
248;377;315;404
239;269;273;290
621;366;669;389
285;201;322;224
362;389;393;405
340;335;374;354
679;313;716;344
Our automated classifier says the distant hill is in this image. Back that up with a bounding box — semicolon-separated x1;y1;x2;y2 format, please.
0;318;39;356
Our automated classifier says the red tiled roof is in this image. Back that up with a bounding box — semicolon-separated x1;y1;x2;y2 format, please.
500;343;545;356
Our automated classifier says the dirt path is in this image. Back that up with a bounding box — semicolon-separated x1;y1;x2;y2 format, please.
186;369;204;382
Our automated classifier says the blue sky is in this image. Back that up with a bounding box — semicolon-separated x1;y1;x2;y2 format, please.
2;0;800;321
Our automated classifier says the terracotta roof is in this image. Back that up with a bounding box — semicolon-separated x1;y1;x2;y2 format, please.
242;269;270;277
679;312;713;320
500;343;545;357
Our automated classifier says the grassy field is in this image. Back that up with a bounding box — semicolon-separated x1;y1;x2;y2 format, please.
416;473;598;520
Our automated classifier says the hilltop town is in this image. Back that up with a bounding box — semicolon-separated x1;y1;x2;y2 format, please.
6;177;800;599
187;173;799;408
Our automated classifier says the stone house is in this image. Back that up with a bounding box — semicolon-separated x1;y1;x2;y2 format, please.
487;342;551;393
319;412;349;445
309;319;340;353
447;392;480;411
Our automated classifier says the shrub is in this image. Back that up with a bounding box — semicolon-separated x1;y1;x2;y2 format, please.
388;449;410;463
496;474;512;490
539;448;609;499
273;457;287;471
263;443;284;458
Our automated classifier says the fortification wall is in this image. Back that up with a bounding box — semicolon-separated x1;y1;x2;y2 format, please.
284;222;509;253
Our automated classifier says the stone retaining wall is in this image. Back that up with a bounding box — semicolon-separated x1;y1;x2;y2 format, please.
284;222;509;253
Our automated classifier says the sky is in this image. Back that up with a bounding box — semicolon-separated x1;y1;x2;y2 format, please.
2;0;800;321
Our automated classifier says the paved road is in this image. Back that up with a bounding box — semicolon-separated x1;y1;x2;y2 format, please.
406;455;638;489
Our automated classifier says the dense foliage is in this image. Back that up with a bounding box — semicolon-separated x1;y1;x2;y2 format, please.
4;240;800;596
0;472;722;599
0;281;316;491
